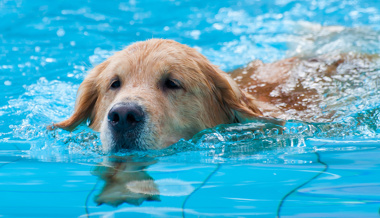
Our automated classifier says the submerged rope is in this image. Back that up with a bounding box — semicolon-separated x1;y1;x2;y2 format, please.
182;163;221;218
276;146;328;218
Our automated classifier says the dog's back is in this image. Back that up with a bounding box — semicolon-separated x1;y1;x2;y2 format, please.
230;53;380;122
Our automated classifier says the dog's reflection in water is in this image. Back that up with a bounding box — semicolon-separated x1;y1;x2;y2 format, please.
92;156;160;207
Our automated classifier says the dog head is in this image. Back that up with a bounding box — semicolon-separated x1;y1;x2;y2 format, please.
53;39;262;152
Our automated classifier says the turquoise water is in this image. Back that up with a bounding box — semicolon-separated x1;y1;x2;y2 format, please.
1;0;380;217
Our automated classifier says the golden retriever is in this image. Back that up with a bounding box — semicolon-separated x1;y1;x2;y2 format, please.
50;39;377;152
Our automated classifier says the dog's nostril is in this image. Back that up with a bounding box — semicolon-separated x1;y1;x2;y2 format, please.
127;110;144;123
110;113;120;123
126;113;137;123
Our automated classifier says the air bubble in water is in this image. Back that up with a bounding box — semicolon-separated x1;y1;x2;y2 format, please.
57;28;65;37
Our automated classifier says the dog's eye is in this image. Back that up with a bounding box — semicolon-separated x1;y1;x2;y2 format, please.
110;80;121;89
164;79;181;90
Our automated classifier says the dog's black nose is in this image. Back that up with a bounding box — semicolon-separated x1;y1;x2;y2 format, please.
108;103;145;131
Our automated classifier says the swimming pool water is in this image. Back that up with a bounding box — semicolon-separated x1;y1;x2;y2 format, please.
1;0;380;217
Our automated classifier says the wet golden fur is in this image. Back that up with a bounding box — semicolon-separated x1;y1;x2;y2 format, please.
53;39;263;151
52;39;379;151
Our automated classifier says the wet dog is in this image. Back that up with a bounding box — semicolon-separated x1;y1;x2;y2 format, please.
51;39;378;152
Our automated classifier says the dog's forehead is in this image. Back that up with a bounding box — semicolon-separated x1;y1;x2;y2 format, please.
109;42;194;75
125;39;179;53
124;40;174;58
124;43;143;55
109;53;174;77
99;40;209;89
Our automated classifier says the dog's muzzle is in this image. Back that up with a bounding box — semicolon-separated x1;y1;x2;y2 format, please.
107;102;146;151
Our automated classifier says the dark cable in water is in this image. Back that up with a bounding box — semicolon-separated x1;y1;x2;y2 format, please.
182;163;221;218
276;146;328;218
85;179;100;218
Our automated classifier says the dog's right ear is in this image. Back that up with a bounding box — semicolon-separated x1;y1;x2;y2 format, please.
49;61;109;131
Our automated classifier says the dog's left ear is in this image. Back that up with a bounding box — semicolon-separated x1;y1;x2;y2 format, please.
49;61;109;131
201;62;263;123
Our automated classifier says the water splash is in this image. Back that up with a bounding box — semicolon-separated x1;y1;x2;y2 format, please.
3;77;103;162
288;22;380;57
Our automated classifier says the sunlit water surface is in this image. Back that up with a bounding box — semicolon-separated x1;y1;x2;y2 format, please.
1;0;380;217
